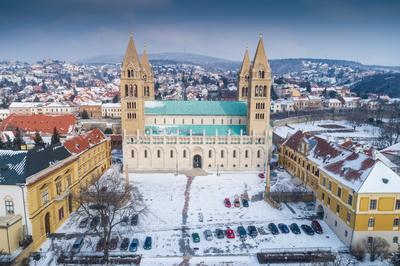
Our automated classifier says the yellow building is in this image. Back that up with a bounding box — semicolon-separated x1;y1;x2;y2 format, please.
0;215;22;254
0;129;111;251
279;130;400;251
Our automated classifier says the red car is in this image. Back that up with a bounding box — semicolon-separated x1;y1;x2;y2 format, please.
258;173;265;179
224;198;231;208
226;228;235;239
311;220;323;234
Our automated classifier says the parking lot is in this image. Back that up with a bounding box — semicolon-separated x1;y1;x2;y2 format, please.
39;170;346;265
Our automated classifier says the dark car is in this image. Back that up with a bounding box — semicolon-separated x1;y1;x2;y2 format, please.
268;223;279;235
143;236;152;250
247;225;258;237
109;236;119;250
278;223;289;234
96;238;105;252
90;216;100;229
71;237;84;254
301;224;315;235
131;214;139;226
129;238;139;252
289;223;301;234
79;217;89;228
311;220;323;234
241;198;249;207
234;198;240;207
237;226;247;238
216;228;225;239
192;232;200;243
120;238;130;250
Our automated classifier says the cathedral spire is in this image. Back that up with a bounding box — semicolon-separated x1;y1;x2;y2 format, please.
252;34;270;70
140;43;152;74
239;47;250;75
123;33;141;68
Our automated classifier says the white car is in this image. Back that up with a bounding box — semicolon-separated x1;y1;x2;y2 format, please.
204;230;213;241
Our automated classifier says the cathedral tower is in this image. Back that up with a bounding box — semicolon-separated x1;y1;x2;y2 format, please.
140;45;155;100
237;47;250;101
247;34;271;136
120;34;146;136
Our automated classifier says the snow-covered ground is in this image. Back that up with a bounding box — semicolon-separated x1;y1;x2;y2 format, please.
274;120;380;144
36;170;347;265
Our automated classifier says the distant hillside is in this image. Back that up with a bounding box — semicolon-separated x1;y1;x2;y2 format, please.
78;53;400;74
351;73;400;98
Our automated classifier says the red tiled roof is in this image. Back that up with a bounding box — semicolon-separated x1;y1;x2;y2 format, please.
325;153;375;181
64;128;106;154
0;114;76;134
312;136;342;160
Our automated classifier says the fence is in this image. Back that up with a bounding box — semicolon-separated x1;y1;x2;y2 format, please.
268;191;315;202
57;254;141;265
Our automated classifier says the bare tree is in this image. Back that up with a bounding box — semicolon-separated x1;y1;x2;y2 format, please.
363;237;390;262
351;241;366;261
73;165;142;263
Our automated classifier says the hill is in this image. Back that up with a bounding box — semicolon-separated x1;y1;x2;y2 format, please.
351;73;400;98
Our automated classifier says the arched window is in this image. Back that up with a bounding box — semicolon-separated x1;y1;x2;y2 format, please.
128;70;131;78
221;150;224;158
242;87;245;97
183;150;187;158
129;84;133;96
131;150;135;158
170;150;174;158
245;87;248;96
157;150;161;158
257;150;261;158
263;86;267;97
125;84;128;97
255;86;259;97
233;150;237;158
208;150;212;158
245;150;249;158
134;85;138;97
144;150;148;158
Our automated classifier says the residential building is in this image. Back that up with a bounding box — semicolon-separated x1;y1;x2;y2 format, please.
324;99;342;109
79;102;102;119
270;100;282;113
279;131;400;251
122;34;271;171
307;95;322;109
293;97;309;111
378;142;400;174
280;99;295;112
341;97;361;109
9;101;77;115
102;103;121;118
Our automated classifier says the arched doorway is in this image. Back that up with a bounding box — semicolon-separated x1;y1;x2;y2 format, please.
193;155;202;168
44;212;51;236
316;205;324;219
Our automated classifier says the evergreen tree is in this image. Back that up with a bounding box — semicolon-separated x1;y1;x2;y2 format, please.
51;127;61;145
0;138;4;150
33;130;46;149
5;135;13;150
12;128;25;150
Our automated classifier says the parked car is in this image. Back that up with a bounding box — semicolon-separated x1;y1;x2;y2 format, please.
79;217;89;228
120;238;130;250
96;238;105;252
226;228;235;239
258;173;265;179
120;216;129;226
234;198;240;207
289;223;301;234
131;214;139;226
143;236;152;250
224;198;231;208
301;224;315;235
237;226;247;238
71;237;84;253
241;198;249;207
268;223;279;235
90;216;100;229
278;223;289;234
109;236;119;250
204;230;213;241
216;228;225;239
129;238;139;252
247;225;258;237
311;220;323;234
192;232;200;243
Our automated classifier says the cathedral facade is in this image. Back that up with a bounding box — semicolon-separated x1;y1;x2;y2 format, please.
121;34;272;172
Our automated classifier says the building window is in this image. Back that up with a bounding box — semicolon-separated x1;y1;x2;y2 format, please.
157;150;161;158
394;237;398;244
170;150;174;158
245;150;249;158
327;196;331;205
347;211;351;223
337;187;342;198
41;189;49;205
56;181;62;196
368;217;375;228
58;207;64;221
183;150;187;158
131;150;135;158
5;200;14;214
221;150;224;158
348;194;353;206
233;150;237;158
66;175;72;187
394;218;399;227
257;150;261;158
370;199;377;210
336;204;340;213
208;150;212;158
322;192;325;201
396;199;400;210
328;181;332;191
322;177;326;187
144;150;148;158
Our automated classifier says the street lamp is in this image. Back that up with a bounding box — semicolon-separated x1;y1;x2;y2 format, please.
16;183;29;237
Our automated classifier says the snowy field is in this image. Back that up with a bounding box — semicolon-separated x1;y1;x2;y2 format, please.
274;119;380;144
36;171;347;265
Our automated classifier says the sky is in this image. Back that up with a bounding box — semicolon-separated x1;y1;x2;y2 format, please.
0;0;399;66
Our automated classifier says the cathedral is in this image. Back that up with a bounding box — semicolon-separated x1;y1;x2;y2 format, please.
121;34;272;172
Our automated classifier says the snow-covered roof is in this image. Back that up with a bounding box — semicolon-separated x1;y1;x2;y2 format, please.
102;103;121;108
358;160;400;193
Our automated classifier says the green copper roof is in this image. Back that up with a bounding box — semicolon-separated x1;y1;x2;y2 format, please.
144;101;248;116
145;125;247;136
